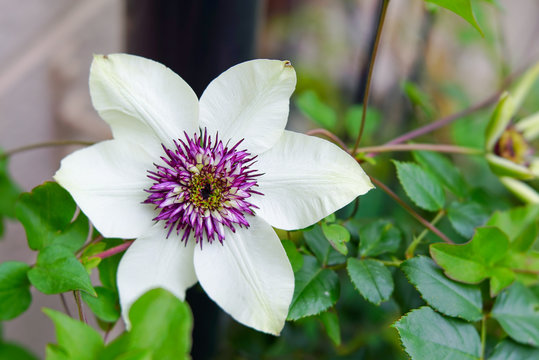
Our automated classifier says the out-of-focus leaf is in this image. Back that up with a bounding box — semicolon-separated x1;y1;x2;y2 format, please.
401;257;482;322
347;258;393;305
447;202;489;238
359;219;402;257
491;282;539;347
0;155;21;219
303;225;346;266
0;342;38;360
0;261;31;320
394;306;481;359
281;239;304;273
402;81;436;118
412;151;468;198
15;182;88;251
394;161;445;211
318;310;341;346
486;204;539;252
488;339;539;360
28;245;95;296
321;222;349;255
288;256;340;320
295;90;337;130
345;105;381;140
424;0;483;35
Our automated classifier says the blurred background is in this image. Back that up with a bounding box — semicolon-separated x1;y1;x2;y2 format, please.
1;0;539;358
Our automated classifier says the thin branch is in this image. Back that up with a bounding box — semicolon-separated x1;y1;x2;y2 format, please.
73;290;86;323
59;293;72;318
94;240;134;259
405;210;445;259
370;176;453;244
1;140;94;158
306;128;349;152
355;143;483;155
352;0;390;153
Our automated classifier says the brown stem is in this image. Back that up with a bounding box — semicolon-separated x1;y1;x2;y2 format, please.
73;290;86;323
1;140;94;158
59;293;72;318
306;128;349;152
355;143;484;155
370;177;453;244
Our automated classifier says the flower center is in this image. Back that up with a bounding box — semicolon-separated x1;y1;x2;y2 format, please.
494;126;534;165
144;130;262;245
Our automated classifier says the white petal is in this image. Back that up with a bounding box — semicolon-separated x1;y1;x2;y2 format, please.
117;224;197;327
253;131;373;230
193;216;294;335
54;140;155;238
90;54;199;151
199;59;296;154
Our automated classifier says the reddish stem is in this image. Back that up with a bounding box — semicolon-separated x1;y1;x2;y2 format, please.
95;240;134;259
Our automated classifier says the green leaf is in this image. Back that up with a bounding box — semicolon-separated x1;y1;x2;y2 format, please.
347;258;393;305
359;219;402;257
295;90;337;130
321;222;349;255
401;257;482;322
81;286;120;323
344;105;381;140
288;256;340;320
281;239;304;273
424;0;483;35
102;288;192;360
491;282;539;347
430;227;514;295
489;339;539;360
447;202;489;238
0;155;22;219
15;182;88;251
303;225;346;266
402;81;436;118
43;308;104;360
28;245;95;295
394;307;481;359
486;204;539;252
412;151;468;198
0;342;38;360
0;261;31;320
393;161;445;211
318;311;341;346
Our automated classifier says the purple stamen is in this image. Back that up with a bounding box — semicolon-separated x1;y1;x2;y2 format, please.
144;129;262;245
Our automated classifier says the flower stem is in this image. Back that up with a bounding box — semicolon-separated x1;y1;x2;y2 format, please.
306;128;349;152
59;293;72;318
370;177;453;244
355;143;484;156
405;210;445;258
351;0;390;154
1;140;94;158
95;240;134;259
73;290;86;323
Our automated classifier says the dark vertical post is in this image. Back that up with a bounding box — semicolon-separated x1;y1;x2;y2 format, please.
126;1;261;359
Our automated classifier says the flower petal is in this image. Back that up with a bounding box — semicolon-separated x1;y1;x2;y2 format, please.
253;131;373;230
117;224;197;327
193;216;294;335
54;140;155;238
90;54;199;151
199;59;296;154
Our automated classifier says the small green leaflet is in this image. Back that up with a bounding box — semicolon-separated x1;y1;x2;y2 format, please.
81;286;120;323
303;225;346;266
393;160;445;211
424;0;483;36
394;306;481;360
0;261;32;320
295;90;337;130
318;310;341;346
347;258;393;305
359;219;401;257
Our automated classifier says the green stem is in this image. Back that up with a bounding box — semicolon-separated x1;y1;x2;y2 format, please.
378;259;402;267
1;140;94;158
370;177;453;244
73;290;86;323
405;210;445;258
351;0;390;154
355;143;484;156
480;314;488;360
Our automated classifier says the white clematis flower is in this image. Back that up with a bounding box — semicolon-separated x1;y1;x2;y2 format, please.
54;54;373;335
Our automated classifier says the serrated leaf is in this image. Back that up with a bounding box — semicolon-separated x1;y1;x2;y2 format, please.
491;282;539;347
281;239;303;273
81;286;120;323
412;151;468;198
430;227;514;295
486;204;539;252
288;256;340;320
0;261;31;320
394;306;481;359
101;288;192;360
393;161;445;211
28;245;95;295
303;225;346;266
447;202;489;238
321;223;349;255
15;182;88;251
44;308;104;360
0;155;22;219
318;310;341;346
295;90;337;129
401;257;482;322
347;258;393;305
424;0;483;35
359;219;402;257
488;339;539;360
